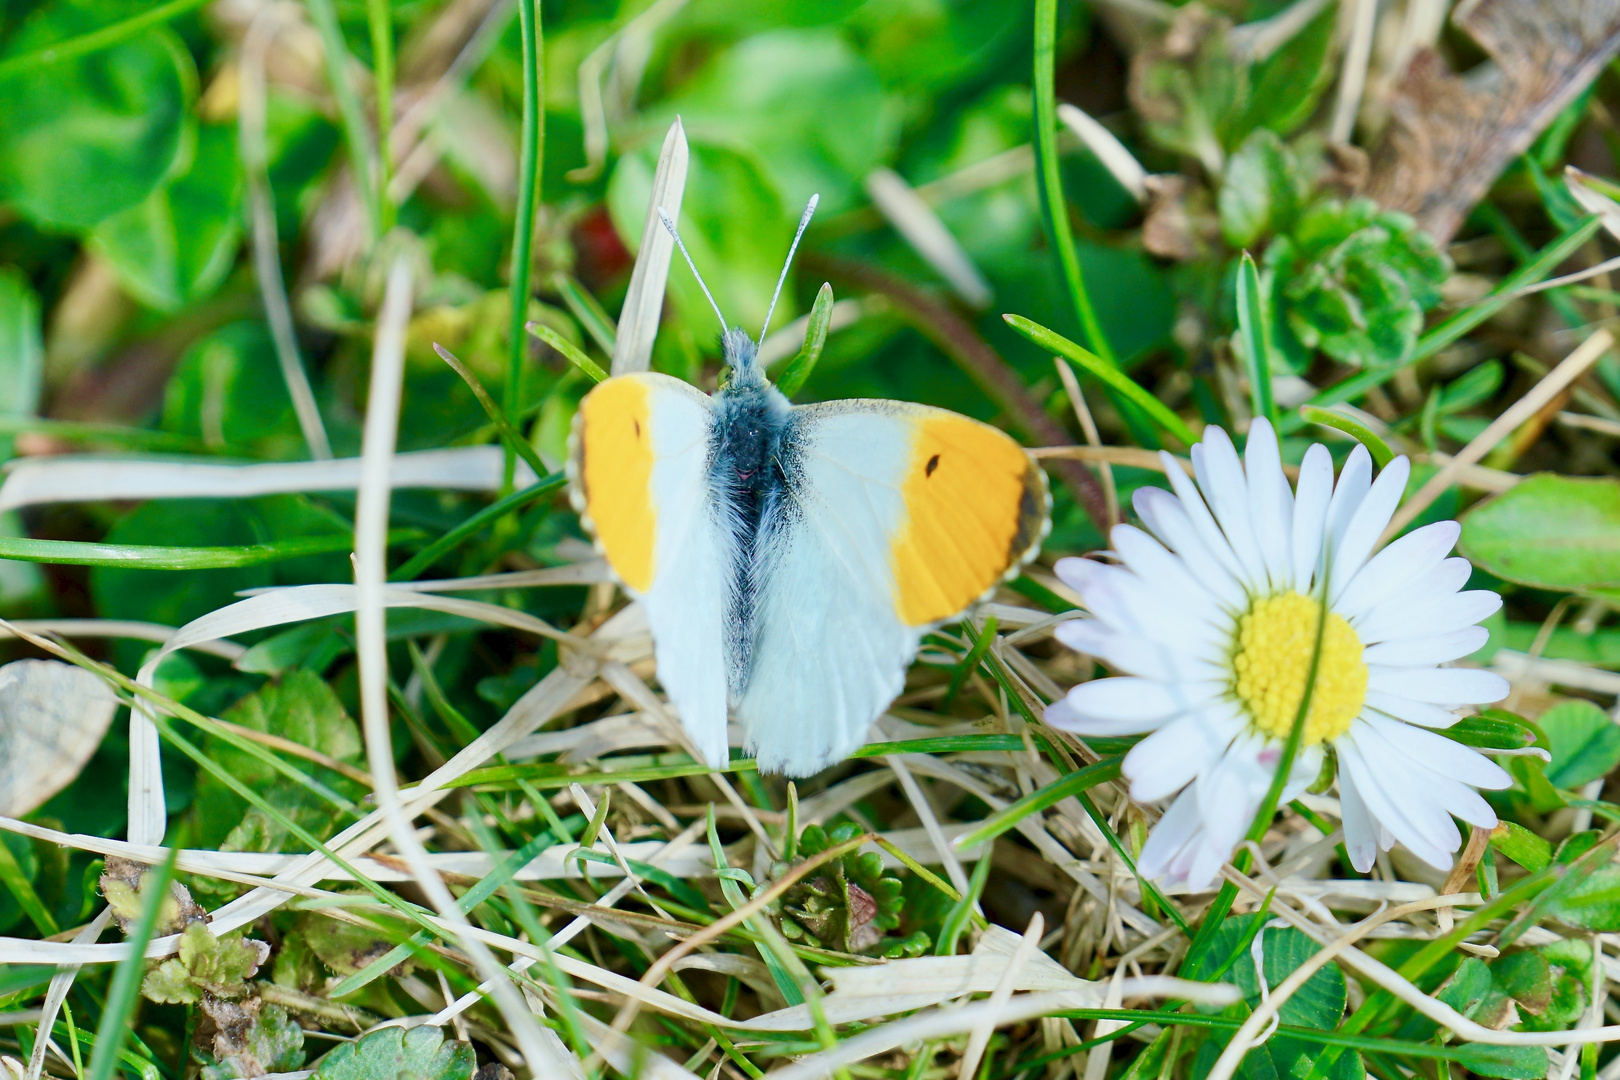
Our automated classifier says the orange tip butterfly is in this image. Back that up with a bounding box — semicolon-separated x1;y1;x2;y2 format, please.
567;196;1051;776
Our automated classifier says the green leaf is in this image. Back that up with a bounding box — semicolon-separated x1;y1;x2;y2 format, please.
0;10;193;230
1459;475;1620;591
1449;1044;1549;1079
653;30;899;216
1539;699;1620;788
1267;197;1450;368
1297;406;1394;467
142;922;268;1004
162;322;301;455
0;267;42;459
198;1002;306;1080
775;281;833;398
1220;131;1300;248
1444;711;1539;751
1493;821;1553;873
1235;253;1277;427
90;122;242;311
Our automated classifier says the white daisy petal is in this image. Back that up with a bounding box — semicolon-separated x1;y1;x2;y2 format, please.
1335;520;1460;620
1243;418;1293;590
1196;732;1272;857
1351;720;1498;836
1363;690;1464;729
1290;443;1334;593
1194;427;1268;588
1111;524;1223;625
1352;586;1500;644
1337;735;1458;869
1045;695;1177;736
1124;702;1245;803
1336;763;1379;873
1159;451;1249;584
1360;712;1510;791
1324;444;1371;551
1367;666;1510;706
1085;570;1225;658
1329;456;1411;601
1361;627;1489;667
1133;487;1247;610
1137;787;1204;883
1054;556;1101;595
1054;620;1224;683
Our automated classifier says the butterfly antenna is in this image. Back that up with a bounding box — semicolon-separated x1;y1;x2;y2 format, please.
658;208;728;334
760;193;819;342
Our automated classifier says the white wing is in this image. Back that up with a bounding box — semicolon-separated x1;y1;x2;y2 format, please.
736;405;922;775
570;373;731;767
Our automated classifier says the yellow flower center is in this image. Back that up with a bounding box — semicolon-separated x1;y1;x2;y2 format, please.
1231;591;1367;745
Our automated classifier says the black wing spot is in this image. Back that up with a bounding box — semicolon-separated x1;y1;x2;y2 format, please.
925;453;940;477
633;419;642;438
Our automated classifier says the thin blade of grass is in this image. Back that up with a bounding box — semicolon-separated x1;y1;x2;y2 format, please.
0;531;414;570
1004;314;1198;446
555;271;619;355
952;756;1123;851
0;0;211;75
389;472;565;581
434;343;551;481
506;0;544;486
303;0;380;240
529;321;608;383
1297;405;1395;466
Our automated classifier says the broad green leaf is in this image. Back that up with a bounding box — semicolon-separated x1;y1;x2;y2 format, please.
1219;131;1301;248
1539;699;1620;788
312;1024;473;1080
1459;475;1620;591
1449;1045;1549;1079
1444;711;1539;751
655;29;899;215
161;322;302;455
91;122;242;311
0;5;193;230
1492;821;1553;873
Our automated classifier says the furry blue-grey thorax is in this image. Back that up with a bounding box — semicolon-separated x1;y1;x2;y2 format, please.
707;328;797;701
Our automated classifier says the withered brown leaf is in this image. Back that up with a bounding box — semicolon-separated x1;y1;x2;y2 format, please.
1367;0;1620;244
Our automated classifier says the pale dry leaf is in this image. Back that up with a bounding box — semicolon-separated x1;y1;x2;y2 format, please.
0;659;117;818
1367;0;1620;243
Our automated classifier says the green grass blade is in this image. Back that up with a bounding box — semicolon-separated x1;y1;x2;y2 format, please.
529;321;608;383
935;852;991;955
1032;0;1112;366
433;343;552;481
508;0;544;485
775;282;833;398
389;472;564;581
953;756;1123;850
1004;314;1198;446
1298;405;1395;466
554;272;618;355
944;616;997;707
0;836;58;935
85;846;177;1080
0;531;414;570
303;0;380;240
367;0;395;232
1236;252;1277;427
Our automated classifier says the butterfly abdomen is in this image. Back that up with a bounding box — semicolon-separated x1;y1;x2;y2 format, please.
708;381;794;701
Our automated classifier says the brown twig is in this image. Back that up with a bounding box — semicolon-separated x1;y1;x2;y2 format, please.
806;254;1111;534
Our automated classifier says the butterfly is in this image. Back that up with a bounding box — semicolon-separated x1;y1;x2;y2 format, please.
567;197;1050;777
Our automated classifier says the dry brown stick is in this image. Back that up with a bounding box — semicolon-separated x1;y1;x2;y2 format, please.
807;254;1111;533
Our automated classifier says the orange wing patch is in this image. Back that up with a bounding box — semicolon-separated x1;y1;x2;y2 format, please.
891;412;1048;626
576;376;657;593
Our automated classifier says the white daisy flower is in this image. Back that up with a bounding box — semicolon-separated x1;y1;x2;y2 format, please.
1047;418;1511;890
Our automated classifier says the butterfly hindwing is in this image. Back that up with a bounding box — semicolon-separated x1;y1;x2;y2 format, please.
739;400;1050;774
569;372;732;766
